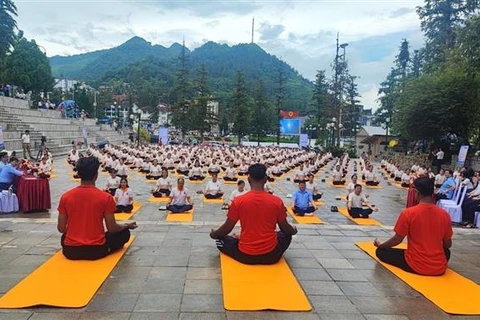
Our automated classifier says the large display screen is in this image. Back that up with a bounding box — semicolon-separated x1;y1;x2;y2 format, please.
280;119;301;135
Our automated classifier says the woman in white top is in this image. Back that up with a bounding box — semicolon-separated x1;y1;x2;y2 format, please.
238;160;248;176
176;157;190;176
105;169;121;196
152;169;173;197
189;160;205;181
224;161;238;182
401;169;412;188
306;174;323;200
37;156;52;179
167;178;193;213
146;159;162;180
114;178;134;213
271;161;282;177
140;160;151;173
115;158;129;179
365;165;379;186
347;174;358;197
204;173;224;199
332;165;345;185
208;159;221;175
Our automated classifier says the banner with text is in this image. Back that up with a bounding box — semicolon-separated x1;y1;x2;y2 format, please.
457;145;469;167
158;127;169;146
299;134;308;149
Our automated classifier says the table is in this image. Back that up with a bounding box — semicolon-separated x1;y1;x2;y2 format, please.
17;176;51;212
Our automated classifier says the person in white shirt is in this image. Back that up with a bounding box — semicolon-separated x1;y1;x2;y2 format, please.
435;148;444;173
105;169;121;196
146;159;162;180
365;165;379;186
224;160;238;182
332;165;346;185
293;164;307;183
435;169;446;188
37;156;52;178
225;180;247;209
164;154;175;170
152;169;173;197
114;178;134;213
204;173;224;199
176;157;190;176
140;160;151;174
167;178;193;213
115;158;129;179
306;174;323;201
401;169;412;188
347;174;358;197
68;148;79;166
21;130;32;159
348;184;378;218
238;160;248;176
189;160;205;181
208;159;221;175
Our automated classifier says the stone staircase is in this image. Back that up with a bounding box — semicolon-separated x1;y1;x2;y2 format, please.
0;96;128;157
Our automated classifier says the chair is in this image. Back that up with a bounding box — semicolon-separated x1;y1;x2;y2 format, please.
437;180;462;207
441;186;468;223
0;191;19;213
474;212;480;228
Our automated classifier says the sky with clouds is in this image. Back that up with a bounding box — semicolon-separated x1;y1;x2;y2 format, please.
15;0;426;110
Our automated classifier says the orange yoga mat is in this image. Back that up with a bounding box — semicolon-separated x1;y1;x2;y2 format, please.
203;197;224;204
286;206;323;224
148;196;169;203
313;200;325;206
0;236;135;308
338;207;382;226
220;253;311;311
187;179;205;184
166;208;194;222
223;180;239;185
356;241;480;315
361;182;384;189
115;202;141;221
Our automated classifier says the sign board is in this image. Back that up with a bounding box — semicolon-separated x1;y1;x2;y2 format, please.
457;145;469;167
279;119;301;135
299;134;308;149
0;125;4;150
158;127;169;146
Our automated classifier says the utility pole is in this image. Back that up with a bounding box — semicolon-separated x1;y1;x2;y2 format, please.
251;17;255;44
333;33;349;147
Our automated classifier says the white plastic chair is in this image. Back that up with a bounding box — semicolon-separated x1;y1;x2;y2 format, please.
474;212;480;228
437;180;462;207
441;186;468;223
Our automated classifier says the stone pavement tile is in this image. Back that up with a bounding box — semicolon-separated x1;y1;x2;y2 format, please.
317;258;355;269
98;276;146;294
86;293;139;312
330;242;359;250
348;258;380;270
8;254;50;266
180;294;224;312
186;267;221;280
390;297;451;317
184;279;222;294
0;245;32;255
370;281;419;297
188;253;220;268
0;312;33;320
226;312;321;320
129;312;179;320
78;312;130;319
120;254;156;267
142;278;185;294
292;267;332;281
364;315;409;320
128;246;163;256
358;267;398;283
110;266;151;280
134;293;182;312
310;249;344;259
149;266;187;279
156;245;193;255
309;295;361;314
29;313;82;320
0;276;24;293
283;248;314;258
337;282;383;296
348;296;398;314
24;246;57;255
180;313;227;320
316;313;366;320
0;253;22;264
161;239;192;248
154;254;190;267
299;280;344;296
325;269;369;282
288;258;322;269
339;250;371;259
303;241;336;250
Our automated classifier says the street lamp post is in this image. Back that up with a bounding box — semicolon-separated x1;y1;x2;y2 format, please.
385;117;391;151
130;113;141;147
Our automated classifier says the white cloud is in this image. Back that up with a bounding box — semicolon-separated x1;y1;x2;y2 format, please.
15;0;426;109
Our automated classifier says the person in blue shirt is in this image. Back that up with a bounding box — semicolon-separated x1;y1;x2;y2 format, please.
0;151;8;174
292;181;316;216
436;169;457;202
0;157;24;193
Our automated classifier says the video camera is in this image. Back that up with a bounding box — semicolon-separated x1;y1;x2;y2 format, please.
41;136;47;144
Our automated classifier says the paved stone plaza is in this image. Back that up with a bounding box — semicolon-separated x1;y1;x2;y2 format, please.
0;158;479;320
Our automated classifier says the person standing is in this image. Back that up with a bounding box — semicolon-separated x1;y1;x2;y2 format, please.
210;163;297;265
435;148;444;173
374;177;452;275
57;157;137;260
21;130;32;159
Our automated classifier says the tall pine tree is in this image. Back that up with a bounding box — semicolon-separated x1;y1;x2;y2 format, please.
170;41;191;136
231;71;251;145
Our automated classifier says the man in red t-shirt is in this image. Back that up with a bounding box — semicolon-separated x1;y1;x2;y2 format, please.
374;177;452;275
210;163;297;265
57;157;137;260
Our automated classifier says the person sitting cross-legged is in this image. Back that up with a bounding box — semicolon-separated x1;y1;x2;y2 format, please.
224;160;238;182
365;165;379;186
152;168;172;197
204;173;224;199
105;169;121;196
306;174;323;201
292;181;316;216
166;178;193;213
189;159;205;181
224;179;248;210
374;177;452;275
332;165;346;185
176;157;190;176
114;178;134;213
347;184;378;218
37;156;52;179
210;163;298;265
57;157;137;260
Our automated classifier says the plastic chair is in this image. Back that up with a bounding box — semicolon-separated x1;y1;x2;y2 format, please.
441;186;468;223
474;212;480;228
437;180;462;207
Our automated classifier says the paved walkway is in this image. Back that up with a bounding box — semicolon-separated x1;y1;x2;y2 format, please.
0;159;479;320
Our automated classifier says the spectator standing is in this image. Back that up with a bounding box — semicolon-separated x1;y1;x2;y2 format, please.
21;130;32;159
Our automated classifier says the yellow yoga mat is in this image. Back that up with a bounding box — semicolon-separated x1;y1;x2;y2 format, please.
223;180;239;185
361;182;384;189
286;206;323;224
166;209;194;222
70;177;80;182
148;196;169;203
356;242;480;315
115;202;142;221
314;200;325;206
327;181;346;189
187;179;205;184
0;236;135;308
338;207;382;226
145;179;157;183
220;253;311;311
203;197;224;204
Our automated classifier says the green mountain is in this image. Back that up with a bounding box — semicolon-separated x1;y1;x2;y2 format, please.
49;37;313;112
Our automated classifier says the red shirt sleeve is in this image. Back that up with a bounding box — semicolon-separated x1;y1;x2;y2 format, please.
394;209;409;237
104;195;117;216
57;194;67;215
277;203;288;222
227;200;239;222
